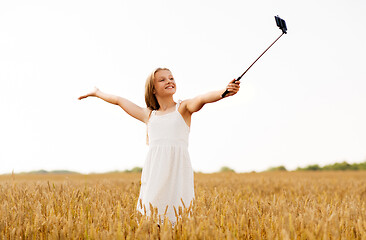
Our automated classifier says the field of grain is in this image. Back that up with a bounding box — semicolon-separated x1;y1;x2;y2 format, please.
1;171;366;239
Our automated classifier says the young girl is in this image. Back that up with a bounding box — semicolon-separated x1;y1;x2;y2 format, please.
78;68;240;226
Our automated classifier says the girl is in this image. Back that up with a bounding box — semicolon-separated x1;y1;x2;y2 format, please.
78;68;240;226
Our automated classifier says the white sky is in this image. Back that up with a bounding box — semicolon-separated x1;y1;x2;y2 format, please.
1;0;365;174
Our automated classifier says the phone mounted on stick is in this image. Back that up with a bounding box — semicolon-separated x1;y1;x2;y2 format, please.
222;15;288;98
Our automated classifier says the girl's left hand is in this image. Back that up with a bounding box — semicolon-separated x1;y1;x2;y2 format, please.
225;79;241;96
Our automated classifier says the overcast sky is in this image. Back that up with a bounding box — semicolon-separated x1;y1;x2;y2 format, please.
1;0;365;174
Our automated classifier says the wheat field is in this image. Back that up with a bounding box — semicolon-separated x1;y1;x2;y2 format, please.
1;171;366;239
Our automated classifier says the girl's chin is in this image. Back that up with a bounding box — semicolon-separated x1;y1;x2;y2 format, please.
165;88;176;93
156;88;176;96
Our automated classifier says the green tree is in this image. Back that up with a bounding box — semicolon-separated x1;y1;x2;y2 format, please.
295;161;366;171
267;166;287;171
124;167;143;173
219;166;235;173
296;164;321;171
323;161;351;170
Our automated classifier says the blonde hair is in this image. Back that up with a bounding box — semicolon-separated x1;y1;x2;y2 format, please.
145;67;171;110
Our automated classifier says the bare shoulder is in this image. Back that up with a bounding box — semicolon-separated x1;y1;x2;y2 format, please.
178;99;189;110
177;99;192;127
179;96;205;114
179;99;189;107
178;99;192;115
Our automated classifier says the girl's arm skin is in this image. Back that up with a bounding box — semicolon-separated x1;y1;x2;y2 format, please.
78;87;150;123
79;79;240;126
179;79;240;127
182;79;240;113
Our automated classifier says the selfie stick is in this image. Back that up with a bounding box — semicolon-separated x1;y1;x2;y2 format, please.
222;15;287;98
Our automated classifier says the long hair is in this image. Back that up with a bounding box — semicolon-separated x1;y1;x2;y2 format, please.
145;67;171;110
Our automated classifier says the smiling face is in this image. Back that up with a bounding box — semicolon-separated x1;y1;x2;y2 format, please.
153;69;176;97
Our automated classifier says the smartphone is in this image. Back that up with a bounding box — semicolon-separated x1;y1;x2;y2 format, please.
275;15;287;34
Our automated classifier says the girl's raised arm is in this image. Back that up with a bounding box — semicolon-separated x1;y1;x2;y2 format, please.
78;87;151;123
184;79;240;114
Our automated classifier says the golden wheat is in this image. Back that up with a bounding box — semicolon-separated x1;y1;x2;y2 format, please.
1;171;366;239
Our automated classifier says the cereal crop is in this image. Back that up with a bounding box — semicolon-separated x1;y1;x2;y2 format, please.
1;171;366;239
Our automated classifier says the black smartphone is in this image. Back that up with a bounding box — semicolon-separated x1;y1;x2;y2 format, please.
275;16;287;34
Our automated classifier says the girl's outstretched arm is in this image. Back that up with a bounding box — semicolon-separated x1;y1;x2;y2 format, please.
78;87;150;123
184;79;240;114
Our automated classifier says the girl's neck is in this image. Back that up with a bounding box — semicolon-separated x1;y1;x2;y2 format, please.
156;96;175;111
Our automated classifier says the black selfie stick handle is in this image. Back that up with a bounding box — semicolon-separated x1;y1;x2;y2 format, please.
221;32;285;98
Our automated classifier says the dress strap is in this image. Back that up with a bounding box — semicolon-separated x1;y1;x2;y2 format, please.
148;110;153;119
175;100;182;111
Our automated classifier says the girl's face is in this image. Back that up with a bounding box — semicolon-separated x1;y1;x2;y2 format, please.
153;70;176;97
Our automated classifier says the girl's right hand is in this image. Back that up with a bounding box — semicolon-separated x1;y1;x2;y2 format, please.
78;87;100;100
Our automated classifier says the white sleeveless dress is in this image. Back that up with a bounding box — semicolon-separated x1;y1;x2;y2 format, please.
136;100;195;225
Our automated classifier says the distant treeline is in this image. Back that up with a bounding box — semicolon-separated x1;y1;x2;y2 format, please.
8;161;366;175
122;167;142;173
16;167;143;175
267;161;366;172
23;170;80;174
